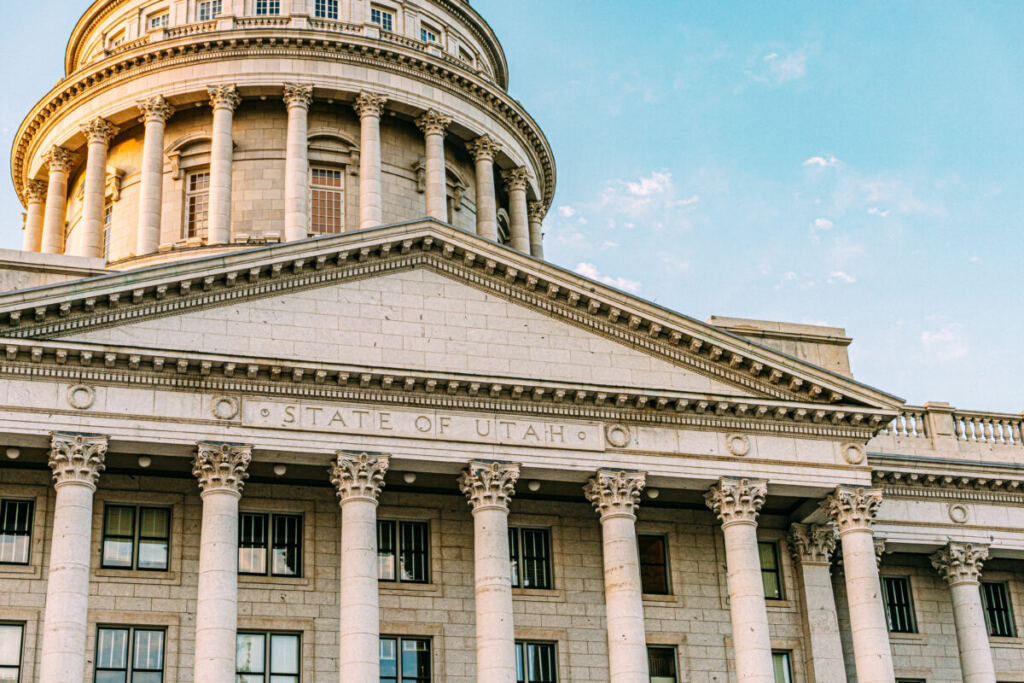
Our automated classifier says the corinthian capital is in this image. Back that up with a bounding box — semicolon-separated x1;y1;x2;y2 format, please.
43;146;74;175
25;180;47;203
821;486;883;534
528;201;547;224
704;478;767;527
353;91;388;119
931;542;988;586
207;84;241;111
788;523;836;566
193;442;252;494
82;118;119;146
137;96;175;124
283;83;314;110
329;451;389;505
584;469;646;521
467;134;501;162
458;461;520;512
501;167;530;192
49;433;108;488
416;109;452;136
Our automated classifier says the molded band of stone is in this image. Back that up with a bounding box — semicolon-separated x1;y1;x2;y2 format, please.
788;522;836;565
283;83;314;109
353;91;388;119
583;469;646;521
193;441;252;494
207;84;241;111
704;477;767;527
329;451;390;505
49;432;108;489
137;95;175;123
821;486;883;534
527;201;547;223
43;146;74;174
458;460;520;512
931;542;989;586
416;109;452;136
501;166;530;192
25;180;47;203
81;117;119;145
467;134;501;162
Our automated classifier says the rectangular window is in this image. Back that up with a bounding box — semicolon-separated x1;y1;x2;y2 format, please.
314;0;338;19
882;576;918;633
0;500;33;565
148;13;169;29
647;646;677;683
185;171;210;239
0;623;23;682
638;534;670;595
198;0;222;21
772;651;793;683
509;527;552;590
759;541;783;600
95;626;165;682
370;7;394;32
255;0;280;15
310;168;344;235
515;641;557;683
236;632;300;683
420;25;438;43
102;201;113;260
377;520;429;583
101;505;170;571
239;512;302;577
981;581;1016;637
379;637;430;683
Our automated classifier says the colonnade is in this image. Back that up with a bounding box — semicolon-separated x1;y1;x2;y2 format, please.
22;83;546;260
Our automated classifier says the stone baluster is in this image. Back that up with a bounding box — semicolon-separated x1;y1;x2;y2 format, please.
283;83;314;241
584;470;650;683
502;167;530;253
822;486;895;683
41;146;73;254
38;433;108;683
705;478;774;683
192;442;252;682
459;461;521;683
22;180;47;252
467;135;501;241
78;118;119;258
788;523;846;683
354;91;388;229
330;451;390;681
931;543;996;683
527;201;546;258
416;110;453;222
206;85;241;244
136;96;175;256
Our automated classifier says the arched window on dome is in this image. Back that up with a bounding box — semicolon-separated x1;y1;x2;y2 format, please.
496;209;511;246
166;134;214;243
308;130;358;235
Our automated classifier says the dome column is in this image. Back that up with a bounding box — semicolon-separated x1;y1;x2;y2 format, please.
931;543;996;683
41;146;73;254
206;85;241;245
136;96;174;256
283;83;314;241
527;201;546;259
78;118;119;259
468;135;501;241
22;181;47;252
417;110;453;222
502;167;530;253
354;91;388;229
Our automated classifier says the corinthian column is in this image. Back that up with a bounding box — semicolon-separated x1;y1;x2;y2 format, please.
207;85;241;244
458;461;521;683
822;486;894;683
23;180;47;252
192;442;252;682
705;478;773;683
931;543;996;683
354;91;388;229
330;452;390;681
584;470;649;683
41;146;73;254
283;83;314;241
136;96;174;256
78;118;119;258
38;433;107;683
416;110;453;221
467;135;500;241
502;167;530;252
788;523;845;683
527;201;545;259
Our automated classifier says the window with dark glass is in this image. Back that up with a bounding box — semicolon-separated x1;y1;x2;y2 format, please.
420;25;438;43
198;0;222;21
101;505;170;571
148;13;169;29
370;7;394;32
236;632;299;683
515;641;556;683
378;520;429;583
0;623;23;682
254;0;280;15
239;513;301;577
882;576;917;633
758;541;783;600
0;500;33;565
981;581;1016;637
380;637;430;683
647;646;677;683
772;651;793;683
95;626;165;683
638;534;670;595
509;527;552;590
314;0;338;19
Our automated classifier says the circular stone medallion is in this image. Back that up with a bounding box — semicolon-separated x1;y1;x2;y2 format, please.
842;443;866;465
67;384;95;410
212;396;240;420
947;503;969;524
726;434;750;456
605;424;631;448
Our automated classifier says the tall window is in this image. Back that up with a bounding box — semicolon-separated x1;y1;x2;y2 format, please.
310;168;344;235
509;527;552;590
771;651;793;683
370;7;394;31
101;505;170;571
380;637;430;683
759;541;783;600
515;641;556;683
378;520;429;583
102;201;113;260
882;576;918;633
981;581;1016;637
239;512;302;577
638;534;670;595
420;25;438;43
314;0;338;19
0;500;33;565
255;0;280;15
184;171;210;239
148;13;169;29
0;624;23;682
236;632;300;683
198;0;222;21
647;646;678;683
95;626;165;682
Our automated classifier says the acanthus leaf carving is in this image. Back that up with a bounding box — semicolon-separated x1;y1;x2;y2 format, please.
353;91;388;119
415;109;452;136
788;522;837;565
583;469;646;520
207;84;241;111
193;441;252;494
821;486;883;534
458;460;520;512
931;542;989;586
467;134;501;162
137;95;175;124
329;451;390;504
49;432;108;488
704;477;767;526
283;82;314;110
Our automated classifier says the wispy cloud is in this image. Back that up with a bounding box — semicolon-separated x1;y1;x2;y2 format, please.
574;262;643;294
921;322;969;362
811;217;834;235
748;50;808;86
600;171;701;220
803;155;842;168
557;205;577;219
828;270;856;284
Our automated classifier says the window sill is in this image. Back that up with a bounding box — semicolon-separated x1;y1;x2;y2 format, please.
0;564;40;579
238;574;312;589
512;588;564;603
93;568;179;584
380;582;442;596
888;632;927;644
641;593;678;604
765;600;797;612
990;636;1023;647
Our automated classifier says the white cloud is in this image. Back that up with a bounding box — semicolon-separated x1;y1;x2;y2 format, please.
867;207;891;217
599;171;700;224
599;241;619;251
574;262;643;294
556;205;577;219
674;194;701;207
811;217;834;234
828;270;856;284
774;271;799;290
921;323;969;362
749;50;808;86
803;155;842;168
626;171;673;197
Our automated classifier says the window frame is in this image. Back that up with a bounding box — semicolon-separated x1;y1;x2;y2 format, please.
102;201;113;260
377;519;430;584
882;575;918;634
370;6;395;32
638;533;671;596
0;622;24;683
100;504;171;572
254;0;281;16
647;645;678;683
509;527;553;590
235;631;301;683
981;580;1017;638
758;540;784;600
0;499;34;566
184;170;210;240
93;625;166;682
771;650;794;683
309;167;345;235
420;24;439;43
314;0;339;20
238;511;303;578
515;640;557;683
147;12;170;30
379;635;431;683
198;0;223;21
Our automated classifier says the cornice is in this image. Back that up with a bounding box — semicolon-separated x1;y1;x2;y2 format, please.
873;469;1024;495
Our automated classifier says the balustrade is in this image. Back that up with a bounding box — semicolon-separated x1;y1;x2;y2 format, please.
884;408;929;438
953;411;1024;445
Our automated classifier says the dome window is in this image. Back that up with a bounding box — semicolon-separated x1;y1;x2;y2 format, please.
315;0;339;20
255;0;281;16
198;0;222;21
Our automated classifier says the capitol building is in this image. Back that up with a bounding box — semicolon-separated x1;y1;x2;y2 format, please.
1;1;1022;682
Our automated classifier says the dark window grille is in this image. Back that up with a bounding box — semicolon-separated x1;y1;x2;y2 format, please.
236;632;300;683
378;520;429;583
0;500;33;565
101;505;170;571
981;581;1016;637
648;646;678;683
515;641;557;683
95;626;165;682
379;637;430;683
882;576;918;633
509;528;552;590
638;534;670;595
759;541;783;599
239;513;301;577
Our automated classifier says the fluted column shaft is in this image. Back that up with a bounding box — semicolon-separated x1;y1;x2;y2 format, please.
38;434;107;683
788;523;846;683
460;461;521;683
192;442;252;682
503;167;530;252
78;118;118;258
22;181;47;252
136;96;174;256
468;136;500;241
207;85;240;245
585;470;649;683
283;84;313;241
355;92;387;229
417;110;452;221
932;543;996;683
41;147;73;254
527;201;545;258
331;452;390;681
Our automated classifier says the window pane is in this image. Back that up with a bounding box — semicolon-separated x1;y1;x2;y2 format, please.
508;528;520;588
379;638;398;680
139;508;169;538
0;625;22;668
0;667;21;683
526;642;556;682
378;521;396;581
981;582;1015;637
134;630;164;671
0;500;31;565
521;529;552;590
270;634;299;674
95;672;127;683
399;521;428;583
759;542;782;599
239;513;268;575
638;535;669;595
772;652;793;683
401;639;431;680
271;515;302;577
105;506;135;536
138;540;169;570
883;577;916;633
648;646;677;682
96;628;129;669
236;634;265;673
515;642;524;683
133;673;162;683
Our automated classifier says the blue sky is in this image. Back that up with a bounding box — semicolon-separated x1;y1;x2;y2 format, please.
2;1;1022;411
